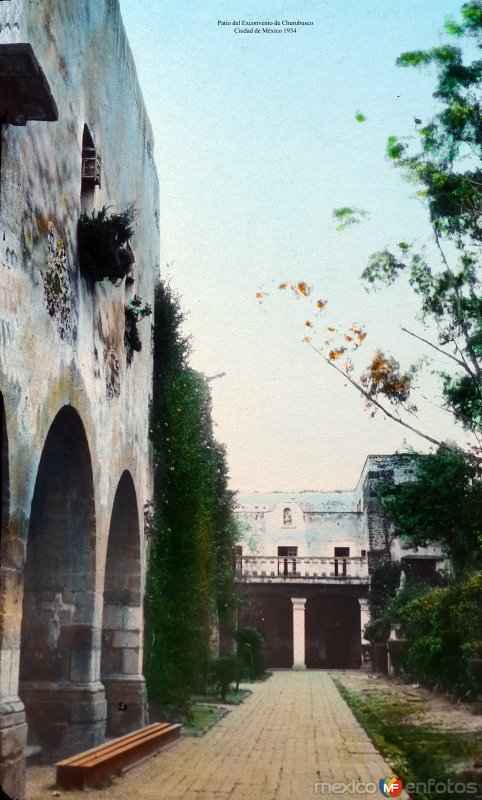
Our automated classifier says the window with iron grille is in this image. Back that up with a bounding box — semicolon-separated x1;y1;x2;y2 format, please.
81;125;101;189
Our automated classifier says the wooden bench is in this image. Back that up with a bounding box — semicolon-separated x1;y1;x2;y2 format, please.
56;722;181;789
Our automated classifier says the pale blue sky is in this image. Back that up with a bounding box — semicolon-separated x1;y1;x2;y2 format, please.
119;1;475;491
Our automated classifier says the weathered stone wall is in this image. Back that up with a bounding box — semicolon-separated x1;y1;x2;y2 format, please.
0;2;159;796
355;455;419;566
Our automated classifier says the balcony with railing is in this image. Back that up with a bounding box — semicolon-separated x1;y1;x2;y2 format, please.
235;555;368;584
0;2;58;124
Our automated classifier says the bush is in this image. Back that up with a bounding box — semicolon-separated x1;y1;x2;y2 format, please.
394;572;482;697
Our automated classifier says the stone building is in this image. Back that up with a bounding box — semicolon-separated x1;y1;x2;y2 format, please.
0;2;159;797
235;455;445;670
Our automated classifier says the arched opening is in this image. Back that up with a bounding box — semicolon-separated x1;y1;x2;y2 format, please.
101;471;145;735
19;406;105;761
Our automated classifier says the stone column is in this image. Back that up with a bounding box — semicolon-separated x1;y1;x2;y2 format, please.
101;604;147;736
291;598;307;669
0;552;28;800
0;686;28;800
359;598;370;644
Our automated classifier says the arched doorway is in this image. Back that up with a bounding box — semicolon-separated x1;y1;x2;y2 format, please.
19;406;105;761
101;471;146;735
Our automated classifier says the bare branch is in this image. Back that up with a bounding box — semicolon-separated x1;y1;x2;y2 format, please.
400;326;467;369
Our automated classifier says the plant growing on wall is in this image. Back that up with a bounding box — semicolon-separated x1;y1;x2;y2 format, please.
124;295;152;362
44;222;72;340
145;280;238;714
77;204;136;284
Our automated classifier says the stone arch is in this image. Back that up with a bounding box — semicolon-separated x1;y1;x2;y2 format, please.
19;405;105;760
101;470;146;735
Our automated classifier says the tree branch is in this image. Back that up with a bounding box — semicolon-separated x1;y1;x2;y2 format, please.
307;341;446;450
400;325;467;369
433;228;482;380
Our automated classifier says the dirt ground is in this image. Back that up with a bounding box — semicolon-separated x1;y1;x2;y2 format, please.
334;669;482;736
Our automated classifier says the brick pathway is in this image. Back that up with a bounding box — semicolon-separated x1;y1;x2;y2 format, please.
27;671;407;800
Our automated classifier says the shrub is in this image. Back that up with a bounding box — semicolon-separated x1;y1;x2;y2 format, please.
234;627;266;679
394;572;482;697
209;655;239;700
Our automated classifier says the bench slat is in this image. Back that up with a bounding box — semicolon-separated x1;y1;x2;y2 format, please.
56;722;181;789
56;723;172;767
68;724;178;768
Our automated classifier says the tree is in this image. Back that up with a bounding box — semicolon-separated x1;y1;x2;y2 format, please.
264;3;482;454
376;447;482;575
359;1;482;445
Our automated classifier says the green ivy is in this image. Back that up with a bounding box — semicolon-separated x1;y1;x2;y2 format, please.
145;281;238;714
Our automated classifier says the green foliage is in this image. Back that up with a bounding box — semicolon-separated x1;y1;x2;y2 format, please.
377;448;482;574
208;655;239;701
370;447;482;696
145;281;238;713
332;206;368;232
77;204;136;284
365;561;401;643
124;295;152;362
386;135;406;160
393;573;482;697
234;627;266;679
362;250;406;286
356;4;482;440
355;111;367;123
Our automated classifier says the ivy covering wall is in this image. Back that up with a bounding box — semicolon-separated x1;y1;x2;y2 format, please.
145;281;238;713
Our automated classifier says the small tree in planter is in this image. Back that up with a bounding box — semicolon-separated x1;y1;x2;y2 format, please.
208;655;239;701
234;627;266;680
78;204;136;284
125;295;152;362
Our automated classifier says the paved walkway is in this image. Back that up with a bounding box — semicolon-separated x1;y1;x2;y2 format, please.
27;671;406;800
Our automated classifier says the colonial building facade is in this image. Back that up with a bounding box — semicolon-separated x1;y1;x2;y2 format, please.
0;2;159;797
235;455;445;670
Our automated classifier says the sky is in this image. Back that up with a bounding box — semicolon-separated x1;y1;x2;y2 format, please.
118;0;475;492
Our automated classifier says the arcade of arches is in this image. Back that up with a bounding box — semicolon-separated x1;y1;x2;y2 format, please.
0;404;145;782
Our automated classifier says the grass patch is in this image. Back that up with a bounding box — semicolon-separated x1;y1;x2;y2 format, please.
335;681;480;800
181;704;227;736
192;688;251;705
